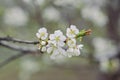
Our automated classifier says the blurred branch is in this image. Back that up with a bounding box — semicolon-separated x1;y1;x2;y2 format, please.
106;0;120;44
0;52;28;68
15;0;44;25
0;41;38;53
0;36;39;44
0;36;41;68
98;0;120;80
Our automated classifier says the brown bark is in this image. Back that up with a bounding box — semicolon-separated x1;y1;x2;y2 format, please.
106;0;120;44
99;0;120;80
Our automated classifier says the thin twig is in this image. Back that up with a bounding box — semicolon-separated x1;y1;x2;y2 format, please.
0;36;39;44
0;41;40;68
0;52;28;68
0;41;38;53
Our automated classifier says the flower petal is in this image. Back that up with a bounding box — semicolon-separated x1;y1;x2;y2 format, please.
47;47;53;54
58;41;65;47
60;35;66;41
70;25;77;30
41;46;46;52
70;25;79;35
58;47;66;56
36;33;40;38
74;48;80;56
41;41;46;45
77;44;84;49
54;30;63;36
49;34;55;40
38;27;47;33
67;39;76;47
41;33;48;40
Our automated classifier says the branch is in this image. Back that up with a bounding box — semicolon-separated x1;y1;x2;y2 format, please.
0;41;38;53
0;37;41;68
0;52;28;68
0;36;39;44
0;41;41;68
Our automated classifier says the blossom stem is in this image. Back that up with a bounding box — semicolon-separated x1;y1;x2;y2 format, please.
76;29;92;38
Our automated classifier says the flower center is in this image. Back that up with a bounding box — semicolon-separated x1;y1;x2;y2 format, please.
40;32;45;37
70;30;75;34
71;41;74;44
55;36;60;41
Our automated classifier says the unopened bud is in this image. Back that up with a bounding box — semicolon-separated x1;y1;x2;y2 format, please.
41;41;46;45
85;29;92;35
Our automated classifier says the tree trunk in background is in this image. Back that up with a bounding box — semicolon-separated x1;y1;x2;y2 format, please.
99;0;120;80
106;0;120;44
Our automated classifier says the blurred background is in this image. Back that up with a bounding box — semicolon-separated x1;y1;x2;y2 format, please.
0;0;120;80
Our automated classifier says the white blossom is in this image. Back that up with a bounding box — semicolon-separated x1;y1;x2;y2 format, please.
4;7;28;27
47;30;66;59
42;7;61;21
41;46;47;52
47;47;53;54
36;25;84;59
36;27;48;40
81;7;108;27
49;30;66;47
66;25;79;38
66;44;83;57
46;40;66;59
77;44;84;49
41;41;46;45
50;47;66;59
67;38;76;47
66;38;83;57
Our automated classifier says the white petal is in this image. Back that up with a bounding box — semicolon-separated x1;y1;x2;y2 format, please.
53;49;59;55
67;28;70;33
41;37;45;40
66;28;71;37
47;47;53;54
72;39;76;43
67;39;76;47
67;31;76;38
66;48;74;57
41;34;48;40
47;40;52;44
77;44;84;49
45;33;48;38
41;41;46;45
74;48;80;56
36;33;40;38
58;41;65;47
54;30;63;36
48;40;57;46
50;48;63;60
60;35;66;41
49;34;55;40
70;25;79;34
58;47;66;56
74;29;79;34
38;27;47;33
70;25;77;30
50;40;57;46
41;46;46;52
42;27;47;32
67;48;74;52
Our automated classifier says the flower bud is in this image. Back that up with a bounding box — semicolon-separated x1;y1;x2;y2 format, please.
41;41;46;45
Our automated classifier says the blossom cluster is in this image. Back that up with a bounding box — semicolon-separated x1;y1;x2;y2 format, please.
36;25;84;59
